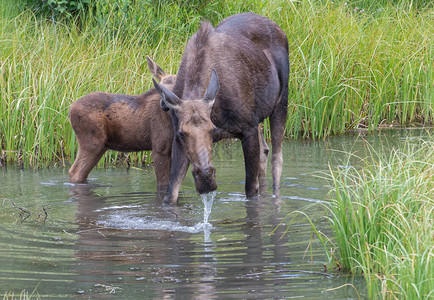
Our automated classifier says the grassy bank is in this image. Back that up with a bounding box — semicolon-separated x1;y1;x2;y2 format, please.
0;0;433;167
327;136;433;299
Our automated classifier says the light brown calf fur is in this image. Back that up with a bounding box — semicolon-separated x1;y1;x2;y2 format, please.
69;57;175;192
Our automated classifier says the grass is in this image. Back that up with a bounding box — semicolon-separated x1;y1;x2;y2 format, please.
0;0;433;167
326;135;433;299
284;1;433;138
2;285;40;300
3;292;40;300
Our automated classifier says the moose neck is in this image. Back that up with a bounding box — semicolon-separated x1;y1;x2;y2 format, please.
173;21;215;101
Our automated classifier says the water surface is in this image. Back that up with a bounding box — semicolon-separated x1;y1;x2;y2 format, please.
0;129;430;298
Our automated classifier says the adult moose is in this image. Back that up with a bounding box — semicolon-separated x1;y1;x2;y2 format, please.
153;13;289;204
69;57;176;193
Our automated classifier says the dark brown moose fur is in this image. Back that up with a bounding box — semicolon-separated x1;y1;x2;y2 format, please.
154;13;289;204
69;57;176;192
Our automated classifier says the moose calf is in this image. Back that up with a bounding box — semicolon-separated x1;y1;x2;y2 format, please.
69;57;175;193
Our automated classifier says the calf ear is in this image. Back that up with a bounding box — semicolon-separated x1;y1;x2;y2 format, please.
203;69;219;108
153;78;181;111
147;56;166;82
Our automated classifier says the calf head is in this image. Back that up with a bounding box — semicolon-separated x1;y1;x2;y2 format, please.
153;70;220;194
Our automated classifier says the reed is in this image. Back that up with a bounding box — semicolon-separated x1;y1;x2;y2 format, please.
2;292;40;300
327;136;433;299
2;283;40;300
283;1;433;138
0;1;184;167
0;0;433;166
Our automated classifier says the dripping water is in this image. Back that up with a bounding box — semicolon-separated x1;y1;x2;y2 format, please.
200;191;216;228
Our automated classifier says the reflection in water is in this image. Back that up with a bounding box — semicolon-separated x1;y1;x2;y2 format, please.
71;183;218;298
69;180;329;298
3;129;425;298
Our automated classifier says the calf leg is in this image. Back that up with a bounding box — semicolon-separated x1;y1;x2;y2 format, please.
153;151;171;196
241;129;260;198
69;145;107;183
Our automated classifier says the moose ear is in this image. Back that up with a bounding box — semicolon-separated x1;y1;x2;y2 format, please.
153;78;181;111
147;56;167;82
203;69;219;108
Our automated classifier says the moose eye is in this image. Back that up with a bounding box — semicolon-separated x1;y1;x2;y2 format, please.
178;131;185;138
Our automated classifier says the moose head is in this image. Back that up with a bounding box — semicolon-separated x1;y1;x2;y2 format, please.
153;69;220;194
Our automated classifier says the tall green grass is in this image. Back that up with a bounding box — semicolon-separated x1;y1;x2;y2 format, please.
2;284;40;300
0;0;433;166
327;136;433;299
0;1;185;167
284;1;433;138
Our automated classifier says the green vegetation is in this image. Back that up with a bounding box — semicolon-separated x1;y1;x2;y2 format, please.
0;0;433;167
327;136;433;299
3;285;40;300
22;0;90;20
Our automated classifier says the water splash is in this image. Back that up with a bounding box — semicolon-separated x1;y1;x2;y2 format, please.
97;214;207;233
200;191;216;226
200;192;215;260
95;192;216;234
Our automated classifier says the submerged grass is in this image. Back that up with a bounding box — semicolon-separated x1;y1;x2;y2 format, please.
2;284;40;300
327;136;433;299
2;292;40;300
0;0;433;166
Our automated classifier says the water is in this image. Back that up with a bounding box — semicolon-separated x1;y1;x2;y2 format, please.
0;129;430;298
200;192;215;225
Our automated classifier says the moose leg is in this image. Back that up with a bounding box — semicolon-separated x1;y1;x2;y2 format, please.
270;47;289;194
153;151;171;198
69;146;107;183
269;111;286;194
164;136;190;204
241;129;261;198
258;126;269;179
258;126;269;194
